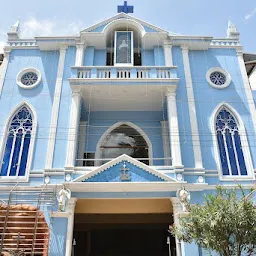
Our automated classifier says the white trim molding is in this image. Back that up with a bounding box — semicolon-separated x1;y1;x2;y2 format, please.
95;121;153;166
0;48;11;97
45;45;67;169
211;102;255;181
206;67;231;89
161;121;171;166
0;101;37;182
77;121;87;167
75;42;86;66
166;89;183;169
73;154;177;183
65;89;82;169
181;45;203;169
65;198;77;256
236;49;256;133
16;67;42;89
163;40;173;66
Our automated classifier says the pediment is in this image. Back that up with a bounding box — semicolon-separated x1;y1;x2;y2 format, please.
81;13;169;34
73;154;177;183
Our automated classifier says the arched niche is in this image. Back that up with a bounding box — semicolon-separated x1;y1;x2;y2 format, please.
104;20;144;66
95;122;153;166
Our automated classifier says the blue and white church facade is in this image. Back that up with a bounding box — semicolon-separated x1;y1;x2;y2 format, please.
0;5;255;256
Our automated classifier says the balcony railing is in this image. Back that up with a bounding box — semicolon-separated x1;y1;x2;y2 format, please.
71;66;177;80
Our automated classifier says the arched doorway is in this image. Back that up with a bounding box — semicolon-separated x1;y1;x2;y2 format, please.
95;122;153;166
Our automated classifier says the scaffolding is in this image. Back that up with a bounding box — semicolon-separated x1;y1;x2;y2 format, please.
0;184;56;255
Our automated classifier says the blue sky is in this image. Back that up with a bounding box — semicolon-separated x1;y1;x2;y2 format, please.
1;0;256;53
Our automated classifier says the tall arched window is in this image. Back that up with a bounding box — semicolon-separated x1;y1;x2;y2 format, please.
215;106;247;176
0;106;33;177
100;124;149;164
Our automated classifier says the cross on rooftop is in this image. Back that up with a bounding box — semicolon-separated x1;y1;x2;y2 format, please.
117;1;134;14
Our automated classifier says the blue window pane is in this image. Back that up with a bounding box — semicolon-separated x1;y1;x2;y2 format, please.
10;133;22;176
18;133;31;176
0;135;14;176
216;107;248;176
217;131;229;175
225;131;238;175
1;106;33;178
234;131;247;175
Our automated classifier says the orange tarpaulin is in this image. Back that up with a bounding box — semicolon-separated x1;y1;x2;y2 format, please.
0;204;49;255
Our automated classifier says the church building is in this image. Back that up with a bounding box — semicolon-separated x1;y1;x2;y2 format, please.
0;2;255;255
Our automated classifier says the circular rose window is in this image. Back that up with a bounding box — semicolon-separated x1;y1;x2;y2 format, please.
206;68;231;89
17;68;41;89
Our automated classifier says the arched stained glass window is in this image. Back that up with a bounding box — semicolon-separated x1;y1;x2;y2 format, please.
0;106;33;177
215;107;247;176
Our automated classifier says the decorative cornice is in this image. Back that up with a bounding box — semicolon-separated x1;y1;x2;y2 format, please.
73;154;178;183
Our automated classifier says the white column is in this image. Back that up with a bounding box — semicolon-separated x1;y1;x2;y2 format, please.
237;49;256;132
45;45;67;169
163;40;173;66
77;121;87;167
65;198;77;256
65;89;82;168
181;45;203;169
75;42;86;66
161;121;171;166
0;48;11;97
170;197;183;256
166;90;183;168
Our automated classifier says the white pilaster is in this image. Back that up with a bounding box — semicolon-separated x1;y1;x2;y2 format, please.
0;48;11;97
65;198;77;256
166;90;183;168
77;121;87;166
163;40;173;66
65;89;82;168
75;43;86;66
181;45;203;169
45;46;67;169
170;197;183;256
161;121;171;166
237;49;256;132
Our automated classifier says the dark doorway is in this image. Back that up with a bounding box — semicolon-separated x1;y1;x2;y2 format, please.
73;214;176;256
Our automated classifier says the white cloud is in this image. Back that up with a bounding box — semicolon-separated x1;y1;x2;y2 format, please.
20;17;85;38
245;8;256;20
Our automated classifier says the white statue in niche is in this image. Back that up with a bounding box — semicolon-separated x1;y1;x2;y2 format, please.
119;39;129;50
57;185;71;211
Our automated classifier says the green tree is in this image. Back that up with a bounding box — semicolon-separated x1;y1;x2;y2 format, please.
171;186;256;256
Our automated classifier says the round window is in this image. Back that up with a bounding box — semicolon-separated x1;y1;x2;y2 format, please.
206;68;231;89
17;68;41;89
21;72;38;86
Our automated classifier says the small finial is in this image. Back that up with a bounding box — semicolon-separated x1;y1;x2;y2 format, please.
227;19;240;39
8;20;20;40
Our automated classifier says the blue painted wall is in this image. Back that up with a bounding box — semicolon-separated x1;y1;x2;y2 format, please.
189;48;256;171
83;46;94;66
173;46;195;168
0;49;59;170
53;46;76;168
142;49;154;66
48;218;68;256
94;50;106;66
84;111;165;165
154;46;165;66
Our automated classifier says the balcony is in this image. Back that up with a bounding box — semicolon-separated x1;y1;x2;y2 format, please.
69;66;178;86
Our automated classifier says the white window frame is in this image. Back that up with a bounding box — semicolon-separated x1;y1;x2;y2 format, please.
206;67;231;89
114;31;134;67
211;102;255;181
0;101;37;182
16;67;42;89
